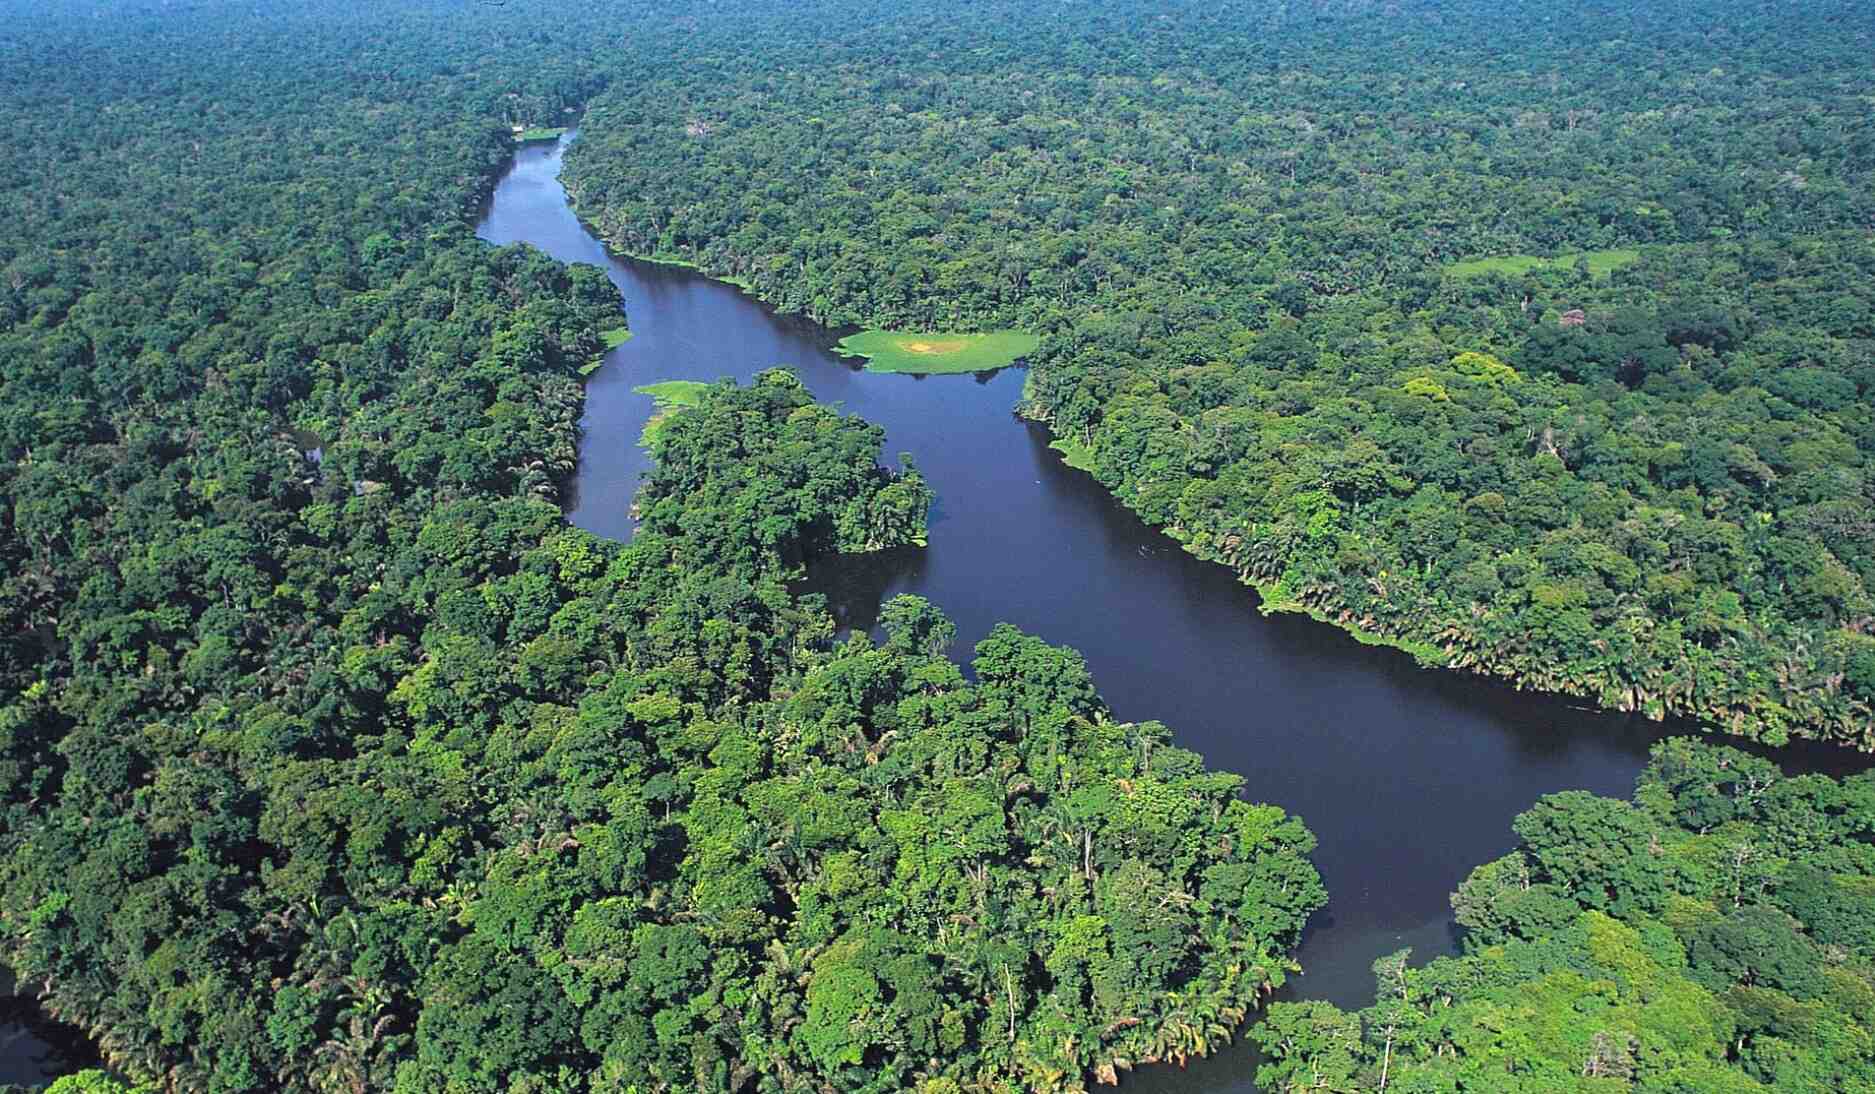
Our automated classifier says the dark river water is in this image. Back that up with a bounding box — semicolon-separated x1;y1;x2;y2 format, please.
0;971;98;1089
477;135;1868;1091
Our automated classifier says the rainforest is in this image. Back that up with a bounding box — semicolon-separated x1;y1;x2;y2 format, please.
1;1;1871;1093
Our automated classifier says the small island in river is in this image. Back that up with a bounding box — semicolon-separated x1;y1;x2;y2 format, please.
834;329;1040;374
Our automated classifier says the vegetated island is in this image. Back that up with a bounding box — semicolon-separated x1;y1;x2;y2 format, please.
833;329;1041;375
514;125;569;142
632;378;709;445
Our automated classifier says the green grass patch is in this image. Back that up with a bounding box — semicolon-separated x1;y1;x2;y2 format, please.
516;126;569;142
579;328;633;377
1049;436;1096;473
834;330;1041;375
1446;248;1641;280
633;380;711;446
635;252;704;270
637;253;708;272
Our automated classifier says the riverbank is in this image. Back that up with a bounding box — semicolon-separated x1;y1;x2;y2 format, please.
1018;392;1871;750
581;325;633;375
481;141;1874;1093
633;379;709;445
621;251;754;292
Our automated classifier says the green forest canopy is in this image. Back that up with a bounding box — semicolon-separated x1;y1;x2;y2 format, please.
1254;739;1875;1092
558;0;1875;747
4;0;1875;1091
0;3;1323;1090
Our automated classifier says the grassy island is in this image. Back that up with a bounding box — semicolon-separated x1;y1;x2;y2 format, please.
834;329;1040;374
515;125;569;142
632;379;710;445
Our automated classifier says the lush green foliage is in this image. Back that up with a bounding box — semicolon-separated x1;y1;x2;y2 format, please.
1255;739;1875;1092
833;331;1041;375
40;1073;149;1094
0;4;1322;1090
583;328;636;376
561;0;1875;745
633;380;711;446
1446;250;1641;280
10;0;1871;1089
636;371;935;559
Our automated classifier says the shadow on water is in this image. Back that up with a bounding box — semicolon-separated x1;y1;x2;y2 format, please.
478;133;1875;1092
1;972;100;1089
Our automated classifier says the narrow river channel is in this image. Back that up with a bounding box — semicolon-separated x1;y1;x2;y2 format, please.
477;134;1868;1091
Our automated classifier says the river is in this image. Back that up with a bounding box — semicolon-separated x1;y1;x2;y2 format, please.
477;134;1867;1091
0;971;98;1089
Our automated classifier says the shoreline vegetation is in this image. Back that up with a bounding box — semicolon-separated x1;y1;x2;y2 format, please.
580;325;633;375
1024;392;1861;740
1047;435;1096;473
556;4;1875;750
833;329;1041;375
1041;433;1456;667
1255;739;1875;1089
557;180;765;298
626;250;755;292
632;379;710;445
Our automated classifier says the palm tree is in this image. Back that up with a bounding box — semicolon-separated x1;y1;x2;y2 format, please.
311;1012;395;1094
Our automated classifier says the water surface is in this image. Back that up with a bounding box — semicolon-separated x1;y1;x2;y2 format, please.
479;135;1868;1091
1;971;99;1088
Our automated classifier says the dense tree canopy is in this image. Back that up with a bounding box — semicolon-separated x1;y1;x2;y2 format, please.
1254;739;1875;1091
561;0;1875;745
0;3;1321;1090
7;0;1873;1089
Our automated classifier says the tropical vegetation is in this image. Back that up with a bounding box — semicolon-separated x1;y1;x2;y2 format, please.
1255;739;1875;1092
0;3;1323;1090
560;0;1875;746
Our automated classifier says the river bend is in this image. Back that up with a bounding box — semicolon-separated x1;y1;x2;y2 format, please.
476;134;1866;1091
